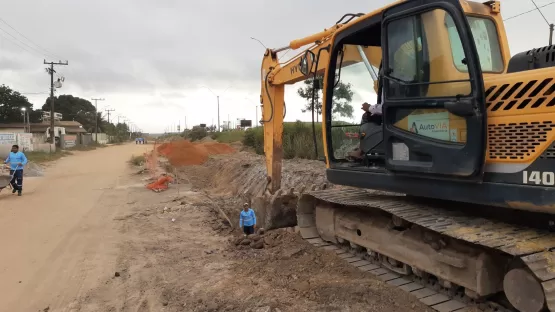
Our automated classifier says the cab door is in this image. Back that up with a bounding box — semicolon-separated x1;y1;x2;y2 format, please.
381;0;486;178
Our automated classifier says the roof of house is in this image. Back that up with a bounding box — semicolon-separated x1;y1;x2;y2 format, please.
0;121;87;133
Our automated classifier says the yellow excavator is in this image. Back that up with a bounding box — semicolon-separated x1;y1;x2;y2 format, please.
258;1;555;311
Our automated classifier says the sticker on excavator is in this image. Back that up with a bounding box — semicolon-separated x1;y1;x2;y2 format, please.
407;112;450;141
392;142;409;161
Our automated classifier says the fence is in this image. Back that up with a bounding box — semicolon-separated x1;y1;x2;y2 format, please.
91;133;108;144
0;132;57;158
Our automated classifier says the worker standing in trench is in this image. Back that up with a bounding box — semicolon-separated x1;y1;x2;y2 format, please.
239;203;257;236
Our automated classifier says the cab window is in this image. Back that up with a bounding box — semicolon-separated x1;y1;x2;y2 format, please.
446;15;504;73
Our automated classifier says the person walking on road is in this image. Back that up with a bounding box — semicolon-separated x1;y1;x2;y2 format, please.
4;144;27;196
239;203;256;236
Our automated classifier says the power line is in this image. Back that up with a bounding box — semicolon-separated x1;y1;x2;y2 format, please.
0;31;43;57
504;1;555;21
0;24;56;58
531;0;551;26
0;16;63;59
20;91;50;95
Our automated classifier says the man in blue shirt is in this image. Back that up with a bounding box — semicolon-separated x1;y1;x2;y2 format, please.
4;144;27;196
239;203;257;236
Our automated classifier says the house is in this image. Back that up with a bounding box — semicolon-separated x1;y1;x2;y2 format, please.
0;123;27;133
0;121;87;135
30;121;87;135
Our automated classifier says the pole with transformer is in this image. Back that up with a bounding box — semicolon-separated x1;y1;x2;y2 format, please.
44;60;68;145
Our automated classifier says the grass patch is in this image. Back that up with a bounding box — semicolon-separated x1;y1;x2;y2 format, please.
129;154;146;166
26;150;73;163
243;120;359;159
212;130;245;143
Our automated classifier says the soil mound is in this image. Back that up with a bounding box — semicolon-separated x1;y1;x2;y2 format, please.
156;140;235;166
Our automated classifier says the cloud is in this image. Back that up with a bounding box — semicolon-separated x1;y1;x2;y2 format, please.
0;0;550;131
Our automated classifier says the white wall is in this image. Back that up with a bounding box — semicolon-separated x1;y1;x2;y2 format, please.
91;133;108;144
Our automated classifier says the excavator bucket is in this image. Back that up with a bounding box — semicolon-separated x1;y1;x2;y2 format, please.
251;184;327;230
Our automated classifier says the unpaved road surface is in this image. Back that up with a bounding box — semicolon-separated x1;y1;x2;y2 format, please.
0;144;150;312
0;143;434;312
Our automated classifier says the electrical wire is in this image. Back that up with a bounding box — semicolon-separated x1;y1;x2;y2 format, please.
0;31;42;57
0;16;64;60
20;92;50;95
0;25;55;58
531;0;551;26
504;1;555;21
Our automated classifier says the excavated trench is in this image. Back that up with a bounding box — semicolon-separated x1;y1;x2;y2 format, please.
175;151;335;230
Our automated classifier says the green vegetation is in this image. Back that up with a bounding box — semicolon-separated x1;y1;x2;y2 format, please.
0;85;42;123
212;130;245;143
26;150;73;163
297;76;355;120
243;121;359;159
188;126;209;141
129;154;146;166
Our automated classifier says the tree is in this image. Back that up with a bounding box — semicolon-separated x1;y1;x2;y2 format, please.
297;76;354;121
42;95;102;132
0;85;42;123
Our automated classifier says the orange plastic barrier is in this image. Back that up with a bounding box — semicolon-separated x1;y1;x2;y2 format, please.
146;175;174;191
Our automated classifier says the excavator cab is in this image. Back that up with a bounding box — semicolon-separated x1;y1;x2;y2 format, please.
310;0;491;181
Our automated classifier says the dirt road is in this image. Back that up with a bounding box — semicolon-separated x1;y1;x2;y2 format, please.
0;144;149;312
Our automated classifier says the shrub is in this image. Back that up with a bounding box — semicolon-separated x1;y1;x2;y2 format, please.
188;126;208;141
213;130;245;143
129;155;145;166
242;120;359;160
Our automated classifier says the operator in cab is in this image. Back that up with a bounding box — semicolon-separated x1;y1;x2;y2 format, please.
347;102;383;160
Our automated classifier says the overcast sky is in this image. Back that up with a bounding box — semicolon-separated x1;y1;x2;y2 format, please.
0;0;553;132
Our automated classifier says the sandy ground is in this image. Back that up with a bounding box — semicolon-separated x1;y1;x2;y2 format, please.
0;144;151;312
0;143;433;312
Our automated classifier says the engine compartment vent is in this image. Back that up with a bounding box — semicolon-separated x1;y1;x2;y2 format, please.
508;45;555;73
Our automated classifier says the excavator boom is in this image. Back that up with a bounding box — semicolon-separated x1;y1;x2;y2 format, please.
260;19;382;193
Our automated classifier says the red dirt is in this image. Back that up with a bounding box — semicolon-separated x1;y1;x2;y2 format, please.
156;140;235;166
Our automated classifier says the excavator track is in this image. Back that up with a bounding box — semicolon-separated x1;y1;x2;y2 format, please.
296;188;555;312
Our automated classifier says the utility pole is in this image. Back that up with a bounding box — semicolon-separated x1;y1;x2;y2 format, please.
217;96;220;132
104;108;115;124
550;23;554;45
44;60;68;145
91;98;105;143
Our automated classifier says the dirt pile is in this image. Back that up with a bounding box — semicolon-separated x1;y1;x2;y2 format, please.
156;140;235;166
233;227;300;250
226;230;432;312
178;152;330;198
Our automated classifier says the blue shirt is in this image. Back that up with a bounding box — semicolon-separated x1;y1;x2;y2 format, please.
5;151;27;170
239;208;256;227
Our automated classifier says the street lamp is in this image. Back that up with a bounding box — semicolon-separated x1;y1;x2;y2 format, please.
245;97;261;127
200;85;232;132
20;107;29;133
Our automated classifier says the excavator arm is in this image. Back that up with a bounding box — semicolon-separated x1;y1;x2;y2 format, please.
260;22;381;193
